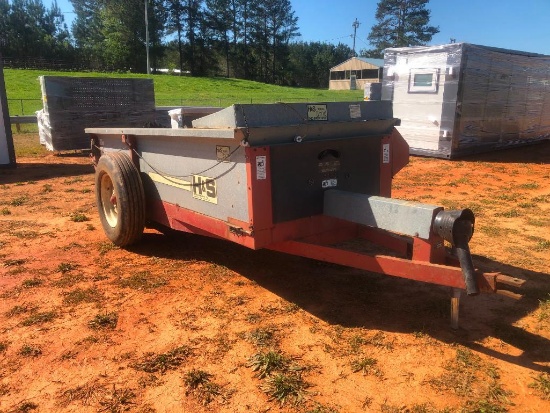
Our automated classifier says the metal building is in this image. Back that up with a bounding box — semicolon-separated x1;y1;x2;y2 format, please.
329;57;384;90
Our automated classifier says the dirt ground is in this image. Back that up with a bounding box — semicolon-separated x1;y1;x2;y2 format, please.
1;136;549;413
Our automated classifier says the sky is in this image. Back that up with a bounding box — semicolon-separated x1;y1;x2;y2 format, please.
54;0;550;55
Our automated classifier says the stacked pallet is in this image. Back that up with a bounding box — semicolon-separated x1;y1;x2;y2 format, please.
37;76;156;151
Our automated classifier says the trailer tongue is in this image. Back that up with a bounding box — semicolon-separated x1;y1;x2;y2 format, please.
87;101;523;328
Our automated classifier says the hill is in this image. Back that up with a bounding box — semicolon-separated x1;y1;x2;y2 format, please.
3;69;364;115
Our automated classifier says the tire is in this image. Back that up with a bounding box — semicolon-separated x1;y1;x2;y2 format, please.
95;152;146;247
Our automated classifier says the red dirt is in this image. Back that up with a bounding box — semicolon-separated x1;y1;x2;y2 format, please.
1;139;549;412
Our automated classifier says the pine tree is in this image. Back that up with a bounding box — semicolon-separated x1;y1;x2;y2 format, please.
364;0;439;58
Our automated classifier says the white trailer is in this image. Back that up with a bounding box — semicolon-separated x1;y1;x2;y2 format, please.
382;43;550;158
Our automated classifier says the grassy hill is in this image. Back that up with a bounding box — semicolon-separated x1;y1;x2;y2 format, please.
4;69;364;115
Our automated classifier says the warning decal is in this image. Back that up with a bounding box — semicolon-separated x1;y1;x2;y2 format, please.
383;143;390;164
256;156;267;180
307;104;328;121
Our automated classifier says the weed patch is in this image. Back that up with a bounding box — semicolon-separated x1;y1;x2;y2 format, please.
350;357;383;377
133;345;192;373
62;287;104;305
184;369;223;406
9;196;28;206
56;380;106;407
248;351;291;379
246;326;278;347
70;212;89;222
260;372;309;406
98;386;136;412
19;344;42;357
529;373;550;400
88;312;118;330
428;347;512;410
21;311;57;326
57;262;78;273
21;278;43;288
116;272;167;292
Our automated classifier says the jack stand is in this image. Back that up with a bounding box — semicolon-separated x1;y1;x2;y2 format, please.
451;288;461;330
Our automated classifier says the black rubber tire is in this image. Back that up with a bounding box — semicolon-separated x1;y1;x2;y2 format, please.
95;152;146;247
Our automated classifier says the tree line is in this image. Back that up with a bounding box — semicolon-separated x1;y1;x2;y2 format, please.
0;0;439;88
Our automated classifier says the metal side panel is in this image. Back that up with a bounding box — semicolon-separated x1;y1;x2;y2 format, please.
324;190;442;239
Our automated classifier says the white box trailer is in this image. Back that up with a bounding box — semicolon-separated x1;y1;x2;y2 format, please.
382;43;550;158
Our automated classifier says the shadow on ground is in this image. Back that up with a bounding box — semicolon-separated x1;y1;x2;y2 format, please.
129;228;550;373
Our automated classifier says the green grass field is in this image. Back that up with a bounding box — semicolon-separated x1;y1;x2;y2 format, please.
4;69;364;115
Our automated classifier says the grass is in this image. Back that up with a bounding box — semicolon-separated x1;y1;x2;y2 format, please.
13;402;39;412
70;212;89;222
57;262;79;273
21;278;44;288
538;294;550;323
19;344;42;357
260;372;309;406
183;369;223;406
57;381;106;407
4;68;364;116
246;327;278;347
21;311;57;326
62;287;104;305
428;347;512;411
133;345;192;373
529;373;550;400
350;357;382;377
5;304;34;317
98;386;136;412
116;271;167;292
88;312;118;330
9;196;28;206
248;351;291;379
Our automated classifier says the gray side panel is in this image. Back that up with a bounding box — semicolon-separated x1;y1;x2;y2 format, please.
99;134;249;223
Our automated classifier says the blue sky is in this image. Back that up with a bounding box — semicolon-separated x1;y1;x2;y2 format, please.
54;0;550;55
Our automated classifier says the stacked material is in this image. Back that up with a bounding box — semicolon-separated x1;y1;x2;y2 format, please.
37;76;156;151
382;43;550;158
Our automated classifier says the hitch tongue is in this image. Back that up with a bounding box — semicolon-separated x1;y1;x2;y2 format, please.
433;209;479;296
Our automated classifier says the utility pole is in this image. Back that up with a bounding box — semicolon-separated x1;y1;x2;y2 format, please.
145;0;150;74
352;18;360;57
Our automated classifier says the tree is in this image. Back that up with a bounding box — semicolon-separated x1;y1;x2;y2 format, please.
1;0;72;63
288;42;352;88
364;0;439;58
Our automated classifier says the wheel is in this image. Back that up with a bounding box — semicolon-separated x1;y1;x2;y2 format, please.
95;152;145;246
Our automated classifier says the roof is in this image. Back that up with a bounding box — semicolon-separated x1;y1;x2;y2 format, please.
330;56;384;71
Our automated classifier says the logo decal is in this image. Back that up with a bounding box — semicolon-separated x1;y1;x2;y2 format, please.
192;175;217;204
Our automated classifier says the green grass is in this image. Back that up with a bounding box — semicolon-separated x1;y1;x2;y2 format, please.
248;351;291;379
183;369;223;406
4;68;364;115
